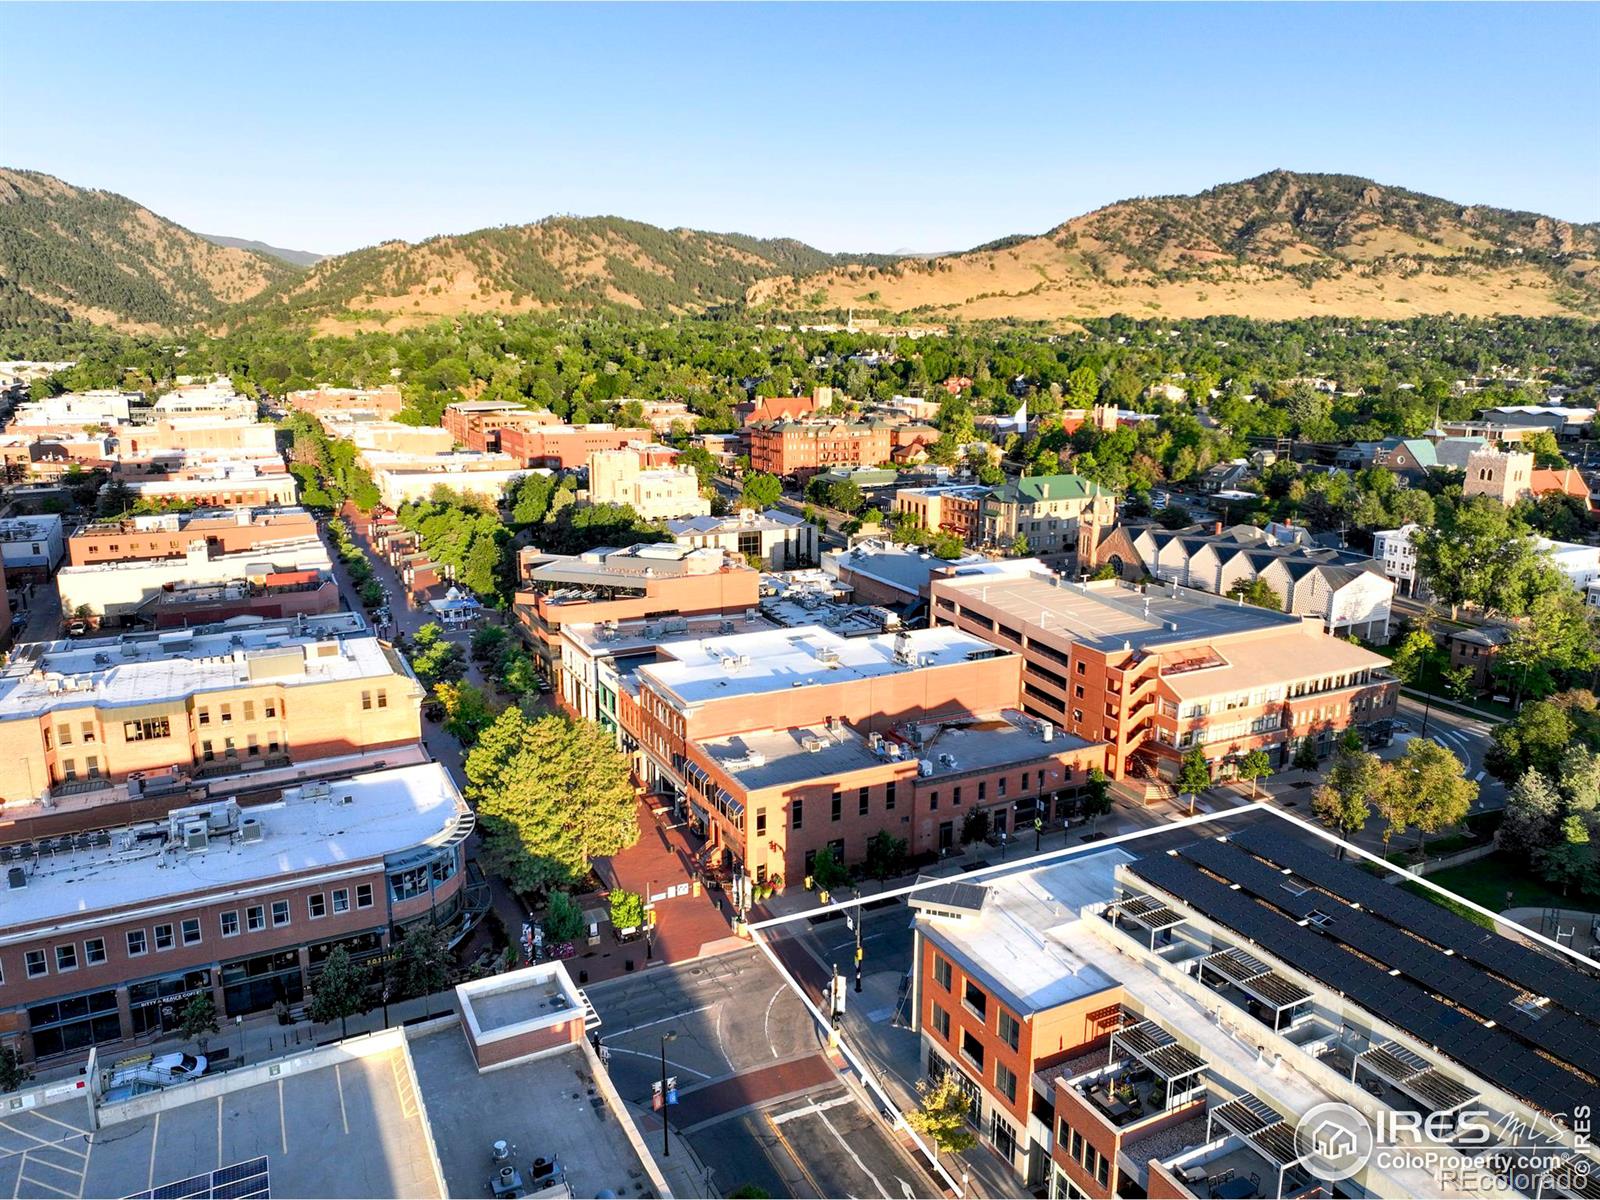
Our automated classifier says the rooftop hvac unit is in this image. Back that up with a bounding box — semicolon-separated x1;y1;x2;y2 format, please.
183;822;209;852
1040;721;1055;743
802;736;824;753
239;818;264;843
917;759;934;778
886;742;902;760
336;792;354;806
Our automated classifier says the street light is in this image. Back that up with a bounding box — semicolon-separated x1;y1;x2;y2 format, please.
851;885;864;994
660;1030;678;1157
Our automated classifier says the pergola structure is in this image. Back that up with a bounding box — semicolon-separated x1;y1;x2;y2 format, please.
1352;1040;1480;1118
1206;1095;1320;1199
1107;1018;1207;1110
1107;893;1186;950
1199;947;1313;1032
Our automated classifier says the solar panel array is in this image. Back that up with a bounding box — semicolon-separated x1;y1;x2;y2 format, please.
1178;837;1600;1082
125;1157;269;1200
1230;826;1600;1016
1127;850;1600;1120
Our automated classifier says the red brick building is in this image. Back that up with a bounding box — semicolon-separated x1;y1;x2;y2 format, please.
747;420;892;482
68;507;319;566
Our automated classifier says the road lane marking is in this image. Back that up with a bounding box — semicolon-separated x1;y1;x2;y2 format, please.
1475;770;1486;781
764;986;784;1058
816;1103;890;1198
598;1047;712;1078
605;1004;715;1038
771;1094;855;1125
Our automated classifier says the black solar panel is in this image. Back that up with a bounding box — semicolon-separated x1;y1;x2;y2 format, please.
1127;851;1600;1120
1230;826;1600;1017
1186;837;1600;1080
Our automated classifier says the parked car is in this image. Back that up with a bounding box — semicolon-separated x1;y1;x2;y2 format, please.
150;1052;208;1082
65;618;88;637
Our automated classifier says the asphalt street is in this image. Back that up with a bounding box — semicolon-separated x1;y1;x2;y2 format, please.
584;947;934;1198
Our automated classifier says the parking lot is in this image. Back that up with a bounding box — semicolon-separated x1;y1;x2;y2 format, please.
16;1046;439;1199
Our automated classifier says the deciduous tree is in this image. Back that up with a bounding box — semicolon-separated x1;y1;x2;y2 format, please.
310;947;369;1039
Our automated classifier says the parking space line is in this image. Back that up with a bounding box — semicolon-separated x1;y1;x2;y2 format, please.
277;1080;287;1155
0;1122;84;1158
24;1115;85;1138
335;1063;350;1135
147;1112;160;1191
18;1175;74;1199
216;1097;224;1169
12;1149;24;1200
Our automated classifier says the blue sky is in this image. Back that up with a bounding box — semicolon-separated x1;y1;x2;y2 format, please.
4;3;1596;255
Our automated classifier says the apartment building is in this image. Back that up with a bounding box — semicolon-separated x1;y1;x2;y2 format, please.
632;398;698;434
893;485;989;544
0;514;66;581
1463;447;1535;506
668;507;818;569
930;564;1397;781
513;543;761;681
0;613;420;803
981;475;1115;560
346;421;455;457
621;625;1106;882
585;449;709;520
68;507;318;566
905;826;1595;1200
747;419;892;482
284;385;405;418
0;758;480;1064
151;385;258;422
57;534;332;621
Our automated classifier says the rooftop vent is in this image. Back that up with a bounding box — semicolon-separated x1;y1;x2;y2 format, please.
7;866;26;890
183;822;209;852
239;818;264;843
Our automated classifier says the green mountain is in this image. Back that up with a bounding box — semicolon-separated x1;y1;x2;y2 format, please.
0;168;297;331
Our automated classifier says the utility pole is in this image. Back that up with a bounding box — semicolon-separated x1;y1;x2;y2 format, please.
850;887;863;993
659;1031;678;1157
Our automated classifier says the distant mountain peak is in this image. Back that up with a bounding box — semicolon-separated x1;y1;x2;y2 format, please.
198;234;324;268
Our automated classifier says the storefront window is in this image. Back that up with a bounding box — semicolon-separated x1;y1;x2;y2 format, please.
29;989;120;1058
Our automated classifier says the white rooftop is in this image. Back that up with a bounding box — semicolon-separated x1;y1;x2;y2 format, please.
0;761;470;937
636;624;1006;707
916;850;1129;1015
0;613;412;718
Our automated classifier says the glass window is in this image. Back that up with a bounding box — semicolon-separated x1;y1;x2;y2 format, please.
84;938;106;966
154;924;174;951
181;919;201;946
995;1062;1017;1103
271;901;290;927
220;911;240;938
931;1002;950;1040
830;791;842;821
331;889;349;914
126;930;147;957
960;1029;984;1070
933;954;952;990
858;787;869;816
55;944;77;972
247;905;265;932
308;894;327;920
25;950;46;978
998;1009;1020;1051
885;782;896;810
791;799;803;830
963;979;987;1021
355;884;374;909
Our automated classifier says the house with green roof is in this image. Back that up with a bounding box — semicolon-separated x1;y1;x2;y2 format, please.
979;472;1115;561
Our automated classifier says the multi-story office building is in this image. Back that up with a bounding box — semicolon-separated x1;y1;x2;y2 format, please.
365;451;527;507
513;543;760;681
0;757;480;1064
285;384;405;417
110;463;299;509
931;564;1396;780
117;418;280;458
747;419;892;482
668;507;818;569
0;514;66;581
57;534;332;621
8;389;140;428
0;613;421;803
621;625;1106;882
440;399;556;451
67;506;318;567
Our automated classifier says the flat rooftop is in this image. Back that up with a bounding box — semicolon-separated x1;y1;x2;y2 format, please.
563;611;775;656
528;542;744;589
638;624;1008;707
935;567;1309;651
0;613;407;718
75;505;312;535
0;761;470;936
916;849;1128;1016
71;1041;439;1199
667;508;806;534
828;540;986;598
409;1027;657;1200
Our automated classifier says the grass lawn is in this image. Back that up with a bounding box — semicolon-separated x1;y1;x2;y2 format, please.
1419;850;1600;916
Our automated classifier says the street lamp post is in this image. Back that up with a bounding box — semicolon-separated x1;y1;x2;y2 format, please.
660;1030;678;1157
851;885;863;994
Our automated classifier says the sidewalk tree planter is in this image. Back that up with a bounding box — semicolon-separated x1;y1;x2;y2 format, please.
907;1074;978;1164
609;888;645;933
176;992;219;1053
